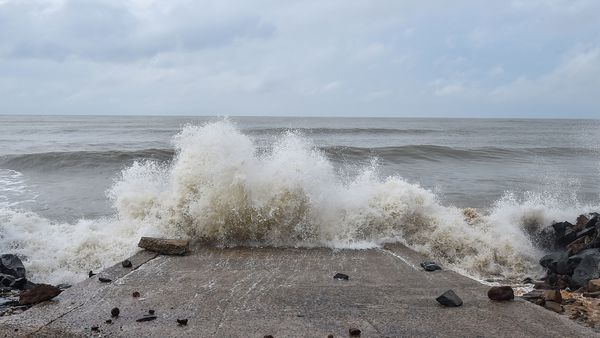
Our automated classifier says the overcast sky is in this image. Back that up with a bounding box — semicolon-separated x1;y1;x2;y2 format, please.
0;0;599;117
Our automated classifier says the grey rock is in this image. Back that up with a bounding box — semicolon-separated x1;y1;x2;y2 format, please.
0;254;26;279
436;289;463;307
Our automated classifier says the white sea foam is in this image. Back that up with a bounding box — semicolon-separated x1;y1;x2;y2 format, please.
1;120;598;284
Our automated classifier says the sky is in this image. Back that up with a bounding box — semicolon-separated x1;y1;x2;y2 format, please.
0;0;599;118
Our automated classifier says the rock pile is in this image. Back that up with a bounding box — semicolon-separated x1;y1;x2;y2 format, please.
1;254;59;316
536;213;600;290
523;212;600;323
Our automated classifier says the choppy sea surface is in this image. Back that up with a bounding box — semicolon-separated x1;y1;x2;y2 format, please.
1;115;599;284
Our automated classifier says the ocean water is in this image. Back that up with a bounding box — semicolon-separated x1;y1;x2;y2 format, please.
1;115;599;284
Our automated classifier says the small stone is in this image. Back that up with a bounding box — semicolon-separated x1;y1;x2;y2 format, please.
105;319;112;324
91;326;99;332
349;328;361;336
177;318;188;326
98;277;112;283
56;283;72;290
436;289;463;307
543;290;562;303
333;273;349;280
423;263;442;272
328;335;334;338
420;261;442;271
544;300;563;313
132;291;140;298
148;309;155;315
122;260;132;268
263;335;274;338
136;315;157;322
19;284;62;305
89;271;96;278
111;307;120;317
487;286;515;301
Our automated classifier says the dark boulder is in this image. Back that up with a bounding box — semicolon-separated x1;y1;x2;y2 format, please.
122;260;132;268
177;318;188;326
11;277;27;290
111;307;120;317
0;274;15;287
556;228;578;247
539;252;570;275
567;249;600;271
571;254;600;288
552;221;572;236
0;254;26;279
586;215;599;228
436;289;463;307
19;284;62;305
487;286;514;301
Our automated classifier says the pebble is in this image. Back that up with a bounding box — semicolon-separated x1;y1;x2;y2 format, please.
177;318;188;326
349;328;361;336
122;260;132;268
148;309;155;315
105;319;112;324
136;315;157;322
333;273;349;280
132;291;140;298
88;271;96;278
111;307;120;317
436;289;463;307
91;326;99;332
98;277;112;283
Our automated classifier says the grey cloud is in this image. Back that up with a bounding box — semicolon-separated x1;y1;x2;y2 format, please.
0;0;275;62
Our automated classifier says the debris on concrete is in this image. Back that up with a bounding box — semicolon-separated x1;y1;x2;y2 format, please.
436;289;463;307
487;286;514;301
19;284;61;305
333;273;349;280
138;237;189;255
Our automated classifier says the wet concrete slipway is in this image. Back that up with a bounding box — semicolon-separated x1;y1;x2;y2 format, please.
0;244;596;337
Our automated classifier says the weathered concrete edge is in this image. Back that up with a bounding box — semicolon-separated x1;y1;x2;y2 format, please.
0;250;158;337
382;243;596;335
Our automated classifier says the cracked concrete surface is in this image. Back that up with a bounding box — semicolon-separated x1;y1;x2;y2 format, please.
0;244;596;337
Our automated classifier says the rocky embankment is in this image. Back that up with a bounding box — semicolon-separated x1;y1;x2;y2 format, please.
522;212;600;328
1;254;66;316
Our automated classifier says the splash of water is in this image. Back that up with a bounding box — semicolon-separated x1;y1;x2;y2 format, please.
1;120;598;284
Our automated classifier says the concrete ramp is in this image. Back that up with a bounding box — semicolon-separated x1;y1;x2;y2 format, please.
0;245;595;337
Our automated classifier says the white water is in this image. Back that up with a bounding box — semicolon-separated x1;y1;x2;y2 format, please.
1;120;598;284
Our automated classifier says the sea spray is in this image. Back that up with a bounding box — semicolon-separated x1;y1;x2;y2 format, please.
1;120;598;284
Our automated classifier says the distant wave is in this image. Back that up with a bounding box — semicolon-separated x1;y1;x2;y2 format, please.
1;145;597;171
323;145;600;162
244;127;443;135
0;149;174;170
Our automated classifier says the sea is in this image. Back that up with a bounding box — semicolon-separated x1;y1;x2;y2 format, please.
1;115;599;284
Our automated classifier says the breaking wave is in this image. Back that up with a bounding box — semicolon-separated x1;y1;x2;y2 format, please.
1;120;598;284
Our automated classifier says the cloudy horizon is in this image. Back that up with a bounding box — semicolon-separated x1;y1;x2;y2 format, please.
1;0;599;118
